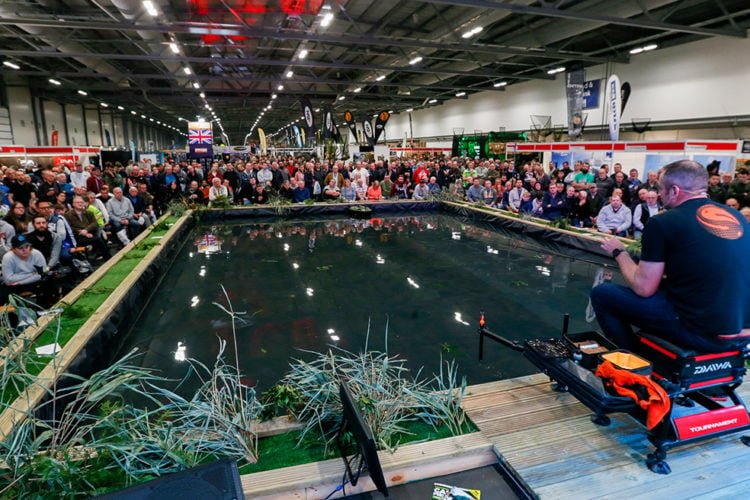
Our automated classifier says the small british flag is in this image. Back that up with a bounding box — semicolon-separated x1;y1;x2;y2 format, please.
189;128;213;145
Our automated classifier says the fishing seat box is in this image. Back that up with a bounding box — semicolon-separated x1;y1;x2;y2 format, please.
632;331;746;391
563;330;617;369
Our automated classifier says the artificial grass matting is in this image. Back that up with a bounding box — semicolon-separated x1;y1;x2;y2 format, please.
0;217;179;407
240;418;478;475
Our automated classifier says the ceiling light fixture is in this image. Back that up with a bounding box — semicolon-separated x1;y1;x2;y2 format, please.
462;26;483;39
428;98;438;104
409;56;423;65
141;114;147;119
3;61;20;70
353;87;361;93
286;70;294;78
143;0;158;17
299;49;308;59
547;66;565;75
131;110;137;115
77;90;88;96
277;84;284;91
455;91;466;97
271;94;277;99
192;82;200;88
199;92;205;98
49;78;62;86
169;42;179;54
183;67;191;75
643;44;658;51
117;105;124;110
406;108;414;112
493;81;508;87
375;75;386;82
338;96;345;101
100;102;109;107
321;13;334;27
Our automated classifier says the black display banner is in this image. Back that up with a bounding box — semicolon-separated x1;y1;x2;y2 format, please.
362;117;375;146
343;110;358;139
565;69;585;138
373;111;390;143
300;97;315;145
620;82;632;115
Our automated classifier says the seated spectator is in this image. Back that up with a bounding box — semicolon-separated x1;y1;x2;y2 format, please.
707;173;726;203
107;187;140;245
741;206;750;224
632;190;662;238
66;196;110;261
726;197;740;210
4;202;31;235
542;183;566;220
28;215;55;264
292;180;311;203
427;177;442;196
184;180;205;205
252;184;267;204
531;191;544;217
481;180;497;206
507;179;527;213
380;177;393;198
466;178;484;202
126;186;151;229
208;177;229;206
323;179;341;200
596;194;632;237
278;180;294;201
0;218;16;260
569;190;593;228
413;178;431;200
390;175;409;199
366;180;382;201
353;178;368;201
340;179;356;202
1;234;56;307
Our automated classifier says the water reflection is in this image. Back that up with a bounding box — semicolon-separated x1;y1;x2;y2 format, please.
121;213;620;396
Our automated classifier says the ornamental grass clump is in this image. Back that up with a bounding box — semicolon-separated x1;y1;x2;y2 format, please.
280;322;467;454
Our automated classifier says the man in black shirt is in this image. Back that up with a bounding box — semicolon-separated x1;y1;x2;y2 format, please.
591;160;750;352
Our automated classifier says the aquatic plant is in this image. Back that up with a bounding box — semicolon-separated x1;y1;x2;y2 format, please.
279;323;468;454
627;236;643;254
550;217;572;230
166;199;189;217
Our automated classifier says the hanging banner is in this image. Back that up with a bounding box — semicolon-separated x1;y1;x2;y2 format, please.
300;128;306;146
373;111;390;143
300;97;315;145
606;74;622;141
257;127;267;155
582;79;601;109
362;117;374;146
343;110;358;139
188;121;213;158
621;82;632;115
51;130;59;146
565;69;585;138
292;125;302;148
323;109;341;142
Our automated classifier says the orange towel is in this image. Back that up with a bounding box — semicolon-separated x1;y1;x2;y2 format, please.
595;360;671;429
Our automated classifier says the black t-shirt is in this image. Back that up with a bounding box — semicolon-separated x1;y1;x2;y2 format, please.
641;198;750;335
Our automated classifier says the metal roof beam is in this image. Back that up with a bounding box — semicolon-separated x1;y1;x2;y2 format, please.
0;48;551;80
419;0;746;38
0;17;626;64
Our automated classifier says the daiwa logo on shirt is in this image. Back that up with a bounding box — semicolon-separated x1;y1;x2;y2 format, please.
694;361;733;375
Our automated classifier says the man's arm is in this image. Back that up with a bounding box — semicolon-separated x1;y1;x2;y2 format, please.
601;237;664;297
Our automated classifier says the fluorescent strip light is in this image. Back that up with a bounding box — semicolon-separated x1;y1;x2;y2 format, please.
3;61;20;70
406;108;413;112
428;98;438;104
375;75;386;82
493;81;508;87
169;43;179;54
277;84;284;90
629;47;643;55
321;13;334;27
642;44;658;51
286;70;294;78
49;78;62;86
183;67;191;75
117;105;124;110
143;1;158;16
455;91;466;97
299;49;308;59
271;94;277;99
199;92;205;98
338;96;345;101
140;114;147;119
546;66;565;74
353;87;361;93
192;82;200;88
131;110;137;115
77;90;88;96
100;102;109;107
409;56;423;65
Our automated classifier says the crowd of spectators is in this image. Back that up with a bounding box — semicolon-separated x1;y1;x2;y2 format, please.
1;153;747;308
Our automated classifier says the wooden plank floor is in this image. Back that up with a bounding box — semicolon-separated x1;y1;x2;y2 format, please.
463;374;750;499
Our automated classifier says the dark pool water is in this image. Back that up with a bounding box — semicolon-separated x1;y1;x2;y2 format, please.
117;213;620;394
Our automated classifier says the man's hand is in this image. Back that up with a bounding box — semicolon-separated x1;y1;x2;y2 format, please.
600;236;626;255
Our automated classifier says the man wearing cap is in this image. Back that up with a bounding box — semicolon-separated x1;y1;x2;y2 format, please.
1;234;48;303
412;177;430;200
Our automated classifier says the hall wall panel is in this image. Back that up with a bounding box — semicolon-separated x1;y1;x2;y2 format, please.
42;100;65;145
66;105;86;146
6;86;38;145
387;35;750;140
85;107;102;146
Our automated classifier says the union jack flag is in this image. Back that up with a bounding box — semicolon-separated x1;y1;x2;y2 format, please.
189;128;213;145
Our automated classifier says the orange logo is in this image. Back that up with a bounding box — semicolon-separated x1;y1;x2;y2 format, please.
696;205;744;240
379;111;390;121
344;111;353;122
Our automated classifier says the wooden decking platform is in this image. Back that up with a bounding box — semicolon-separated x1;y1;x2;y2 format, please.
462;373;750;499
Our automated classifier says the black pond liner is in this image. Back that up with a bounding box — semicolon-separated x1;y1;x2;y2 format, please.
33;201;613;421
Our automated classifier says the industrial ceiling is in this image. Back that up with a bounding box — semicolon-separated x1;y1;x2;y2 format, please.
1;0;748;144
